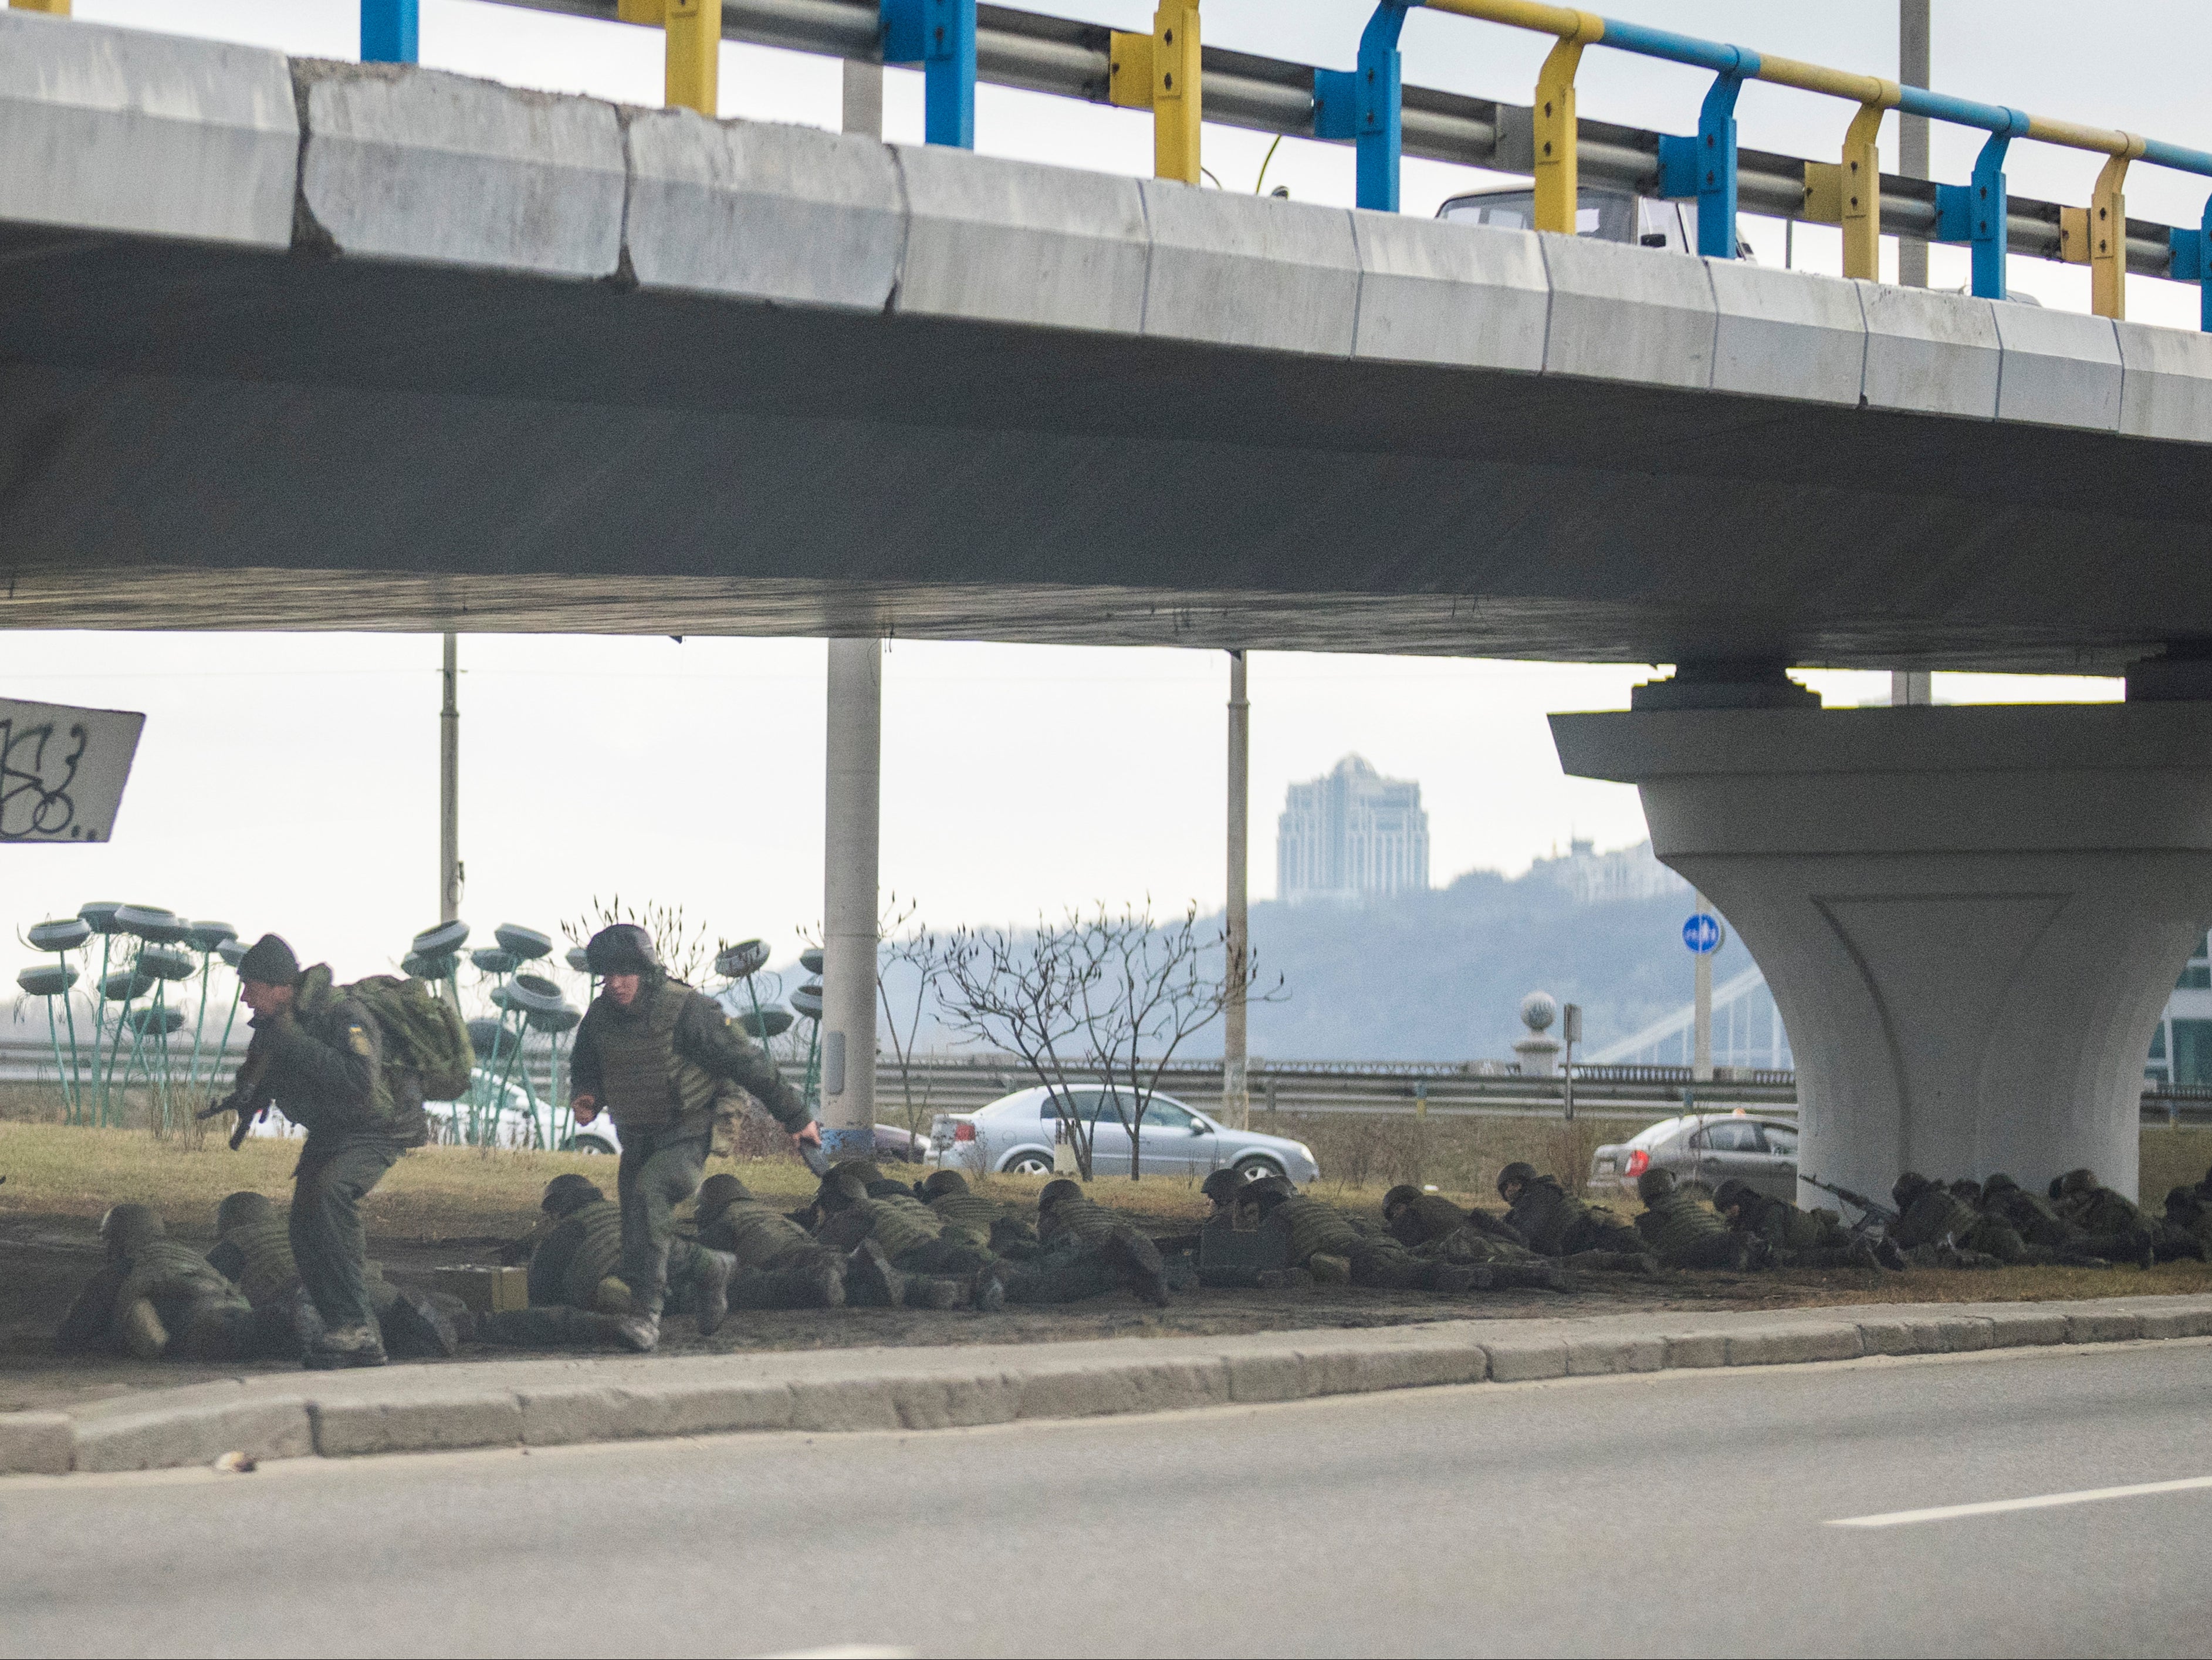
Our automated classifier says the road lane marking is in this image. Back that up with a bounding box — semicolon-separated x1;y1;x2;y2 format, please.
1829;1475;2212;1529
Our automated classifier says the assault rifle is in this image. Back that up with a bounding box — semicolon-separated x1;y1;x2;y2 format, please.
1801;1174;1899;1235
197;1027;276;1150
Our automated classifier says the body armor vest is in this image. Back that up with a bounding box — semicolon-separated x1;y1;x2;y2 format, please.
1893;1189;1977;1250
1271;1197;1365;1263
120;1239;247;1311
702;1202;814;1269
1645;1191;1729;1256
1507;1180;1581;1256
860;1195;941;1259
929;1191;1009;1246
557;1201;627;1307
221;1219;302;1306
591;978;721;1129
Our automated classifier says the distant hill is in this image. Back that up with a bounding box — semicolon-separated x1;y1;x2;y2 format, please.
1239;841;1763;1063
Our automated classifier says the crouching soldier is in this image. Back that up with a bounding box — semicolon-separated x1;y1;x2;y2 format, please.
207;1191;458;1358
1234;1183;1483;1292
918;1171;1043;1258
693;1174;854;1309
1713;1179;1898;1271
1378;1187;1565;1290
1496;1164;1648;1260
469;1175;739;1347
56;1205;263;1361
1634;1169;1757;1271
813;1172;1004;1310
568;923;820;1353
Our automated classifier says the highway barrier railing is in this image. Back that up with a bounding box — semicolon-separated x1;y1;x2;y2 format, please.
15;0;2208;319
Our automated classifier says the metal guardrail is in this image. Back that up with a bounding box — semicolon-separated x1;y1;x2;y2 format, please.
478;0;2206;296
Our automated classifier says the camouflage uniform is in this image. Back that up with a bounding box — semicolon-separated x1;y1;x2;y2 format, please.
1496;1164;1646;1257
56;1206;262;1361
1980;1174;2148;1265
813;1174;999;1309
470;1176;735;1347
1238;1189;1481;1292
920;1171;1043;1258
694;1175;845;1309
1889;1175;2039;1265
1714;1178;1892;1270
1026;1181;1172;1306
205;1191;456;1358
2054;1169;2202;1263
1379;1188;1564;1290
1633;1169;1753;1270
570;928;810;1346
2160;1187;2212;1255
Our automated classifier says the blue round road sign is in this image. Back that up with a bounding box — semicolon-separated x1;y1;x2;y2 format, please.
1683;913;1724;955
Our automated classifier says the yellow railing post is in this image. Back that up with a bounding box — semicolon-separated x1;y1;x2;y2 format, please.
1532;12;1604;234
1840;83;1899;280
8;1;72;13
2090;137;2143;319
663;0;720;115
1110;2;1202;184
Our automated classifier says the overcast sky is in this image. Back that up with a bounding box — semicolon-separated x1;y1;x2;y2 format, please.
6;0;2180;987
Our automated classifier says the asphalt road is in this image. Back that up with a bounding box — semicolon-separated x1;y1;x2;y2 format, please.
4;1341;2208;1658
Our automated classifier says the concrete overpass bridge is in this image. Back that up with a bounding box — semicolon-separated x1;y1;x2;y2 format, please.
8;3;2212;1202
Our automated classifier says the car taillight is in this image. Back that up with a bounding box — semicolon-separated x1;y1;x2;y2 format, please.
953;1122;976;1142
1625;1149;1649;1177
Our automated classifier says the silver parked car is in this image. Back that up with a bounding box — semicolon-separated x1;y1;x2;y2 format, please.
1588;1112;1798;1203
929;1087;1321;1185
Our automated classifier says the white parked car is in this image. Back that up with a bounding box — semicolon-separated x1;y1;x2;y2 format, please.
929;1087;1320;1184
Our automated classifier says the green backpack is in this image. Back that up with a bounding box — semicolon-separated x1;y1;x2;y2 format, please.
346;975;476;1101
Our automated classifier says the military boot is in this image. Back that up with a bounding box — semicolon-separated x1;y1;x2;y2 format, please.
1307;1253;1353;1286
972;1271;1007;1314
120;1297;169;1361
1103;1229;1172;1307
382;1289;460;1359
305;1325;388;1370
1431;1262;1490;1294
695;1248;737;1336
611;1311;659;1353
843;1239;907;1308
904;1276;962;1310
1485;1262;1562;1292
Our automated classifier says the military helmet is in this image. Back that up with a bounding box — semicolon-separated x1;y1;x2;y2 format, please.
1037;1178;1083;1211
1200;1169;1244;1207
584;923;659;976
1948;1178;1984;1205
1712;1177;1753;1214
920;1170;968;1199
1636;1166;1676;1203
2056;1168;2098;1196
1243;1174;1295;1200
1238;1182;1292;1219
215;1191;276;1235
695;1173;751;1219
2164;1185;2202;1218
1496;1161;1538;1199
830;1159;885;1189
818;1172;869;1209
1983;1172;2019;1196
99;1202;164;1259
542;1173;604;1215
1381;1184;1422;1216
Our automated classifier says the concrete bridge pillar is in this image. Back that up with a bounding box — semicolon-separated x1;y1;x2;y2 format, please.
1553;695;2212;1202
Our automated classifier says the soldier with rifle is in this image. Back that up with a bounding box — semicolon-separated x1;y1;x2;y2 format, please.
201;936;432;1369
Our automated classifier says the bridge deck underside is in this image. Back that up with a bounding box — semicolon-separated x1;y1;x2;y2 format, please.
4;225;2205;671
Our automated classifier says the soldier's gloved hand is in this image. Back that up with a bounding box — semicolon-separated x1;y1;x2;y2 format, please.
790;1121;822;1150
571;1095;599;1125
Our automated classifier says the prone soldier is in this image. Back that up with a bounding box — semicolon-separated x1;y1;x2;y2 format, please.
1980;1173;2154;1266
917;1170;1043;1258
1378;1186;1565;1289
207;1190;458;1358
1495;1163;1648;1259
693;1174;857;1309
813;1172;1003;1309
1633;1168;1758;1270
468;1175;739;1347
56;1205;262;1361
1233;1182;1484;1293
2052;1168;2204;1263
1027;1179;1178;1306
567;924;819;1352
1889;1172;2091;1267
1713;1178;1899;1270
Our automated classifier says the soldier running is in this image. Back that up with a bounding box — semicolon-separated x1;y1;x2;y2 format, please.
568;924;817;1352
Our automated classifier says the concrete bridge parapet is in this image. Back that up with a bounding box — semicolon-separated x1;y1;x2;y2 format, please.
1554;702;2212;1202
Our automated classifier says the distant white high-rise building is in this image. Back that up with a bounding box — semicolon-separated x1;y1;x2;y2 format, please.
1278;754;1429;904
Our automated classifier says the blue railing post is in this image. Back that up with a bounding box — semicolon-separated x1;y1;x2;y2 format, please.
1965;116;2027;300
360;0;418;65
883;0;975;148
1315;1;1407;213
2202;195;2212;331
1692;58;1753;258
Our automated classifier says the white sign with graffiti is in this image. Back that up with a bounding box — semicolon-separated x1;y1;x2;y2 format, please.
1;697;146;844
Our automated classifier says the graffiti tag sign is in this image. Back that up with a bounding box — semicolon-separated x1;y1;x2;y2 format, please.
1;698;145;844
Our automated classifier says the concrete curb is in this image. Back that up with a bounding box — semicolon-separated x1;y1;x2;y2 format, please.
6;1293;2210;1476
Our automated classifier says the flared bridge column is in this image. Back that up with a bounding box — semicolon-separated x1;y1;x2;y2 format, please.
1553;697;2212;1202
